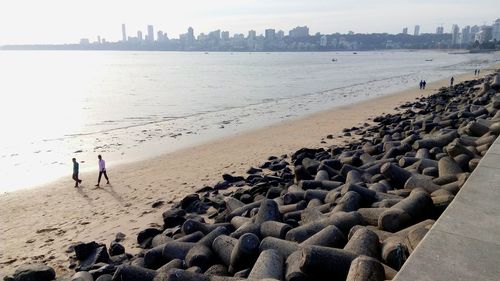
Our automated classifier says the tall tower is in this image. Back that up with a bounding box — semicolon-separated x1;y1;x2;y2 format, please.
451;24;460;45
122;24;127;42
402;27;408;35
414;25;420;36
147;25;154;42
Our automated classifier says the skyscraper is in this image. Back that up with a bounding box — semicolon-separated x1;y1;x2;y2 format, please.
289;26;309;38
187;27;195;41
122;24;127;42
413;25;420;36
451;24;460;45
436;26;444;34
265;29;276;40
461;26;471;44
137;31;143;41
492;18;500;41
147;25;154;42
248;30;256;40
402;27;408;35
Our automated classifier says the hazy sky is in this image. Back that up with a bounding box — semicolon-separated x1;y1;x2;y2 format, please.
1;0;499;44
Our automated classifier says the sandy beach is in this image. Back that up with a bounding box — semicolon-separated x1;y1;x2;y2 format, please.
0;66;498;277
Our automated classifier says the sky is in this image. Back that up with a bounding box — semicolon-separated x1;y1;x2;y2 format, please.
0;0;499;45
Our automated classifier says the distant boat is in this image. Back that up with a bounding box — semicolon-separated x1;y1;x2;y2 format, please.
332;58;338;62
204;52;209;54
425;59;433;61
353;52;358;54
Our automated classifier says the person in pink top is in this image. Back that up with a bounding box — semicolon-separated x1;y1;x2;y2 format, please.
95;154;110;187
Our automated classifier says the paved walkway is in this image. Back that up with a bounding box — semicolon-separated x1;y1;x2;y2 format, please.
394;137;500;281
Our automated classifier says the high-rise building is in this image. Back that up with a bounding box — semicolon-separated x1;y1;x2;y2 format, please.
276;30;285;39
402;27;408;35
413;25;420;36
461;26;471;44
157;31;164;42
289;26;309;38
248;30;256;40
221;31;230;40
187;27;195;41
265;29;276;40
451;24;460;45
147;25;154;42
97;35;101;44
320;35;328;47
470;25;480;42
436;26;444;34
477;25;493;43
208;30;221;40
137;31;143;41
492;18;500;40
122;24;127;42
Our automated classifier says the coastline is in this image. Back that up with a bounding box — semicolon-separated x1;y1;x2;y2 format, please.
0;66;498;277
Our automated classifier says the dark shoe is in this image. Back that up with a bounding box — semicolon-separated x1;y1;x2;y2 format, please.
79;180;82;183
95;184;100;187
106;181;110;184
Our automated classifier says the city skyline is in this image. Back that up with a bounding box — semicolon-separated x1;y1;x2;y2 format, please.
1;0;499;45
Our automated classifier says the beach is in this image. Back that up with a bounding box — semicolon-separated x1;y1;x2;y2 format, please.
0;66;498;277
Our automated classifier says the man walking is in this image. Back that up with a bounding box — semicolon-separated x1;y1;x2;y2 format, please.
95;155;110;187
72;158;82;188
450;76;454;87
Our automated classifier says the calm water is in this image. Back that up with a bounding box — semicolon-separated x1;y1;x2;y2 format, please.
0;50;497;191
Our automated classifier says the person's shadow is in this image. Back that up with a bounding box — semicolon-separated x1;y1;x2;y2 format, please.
75;185;94;206
99;184;125;204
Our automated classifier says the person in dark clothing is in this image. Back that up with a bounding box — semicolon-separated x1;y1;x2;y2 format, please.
419;80;423;89
95;154;110;187
450;76;454;87
72;158;82;188
474;69;477;76
422;80;427;89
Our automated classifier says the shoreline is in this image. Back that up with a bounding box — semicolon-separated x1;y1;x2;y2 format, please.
0;66;498;277
1;50;497;193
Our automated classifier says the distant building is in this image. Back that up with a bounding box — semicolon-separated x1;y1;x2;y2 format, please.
97;36;101;44
157;31;165;42
461;26;471;44
477;25;493;43
187;27;195;41
208;30;221;41
413;25;420;36
147;25;154;42
402;27;408;35
492;18;500;40
80;38;90;45
221;31;230;40
436;26;444;34
451;24;460;45
122;24;127;42
137;31;143;41
320;35;328;47
289;26;309;38
470;25;480;42
276;30;285;39
265;29;276;40
248;30;256;40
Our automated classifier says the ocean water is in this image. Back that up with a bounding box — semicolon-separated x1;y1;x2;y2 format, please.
0;50;497;192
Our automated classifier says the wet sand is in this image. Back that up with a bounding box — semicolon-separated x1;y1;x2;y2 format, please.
0;67;497;277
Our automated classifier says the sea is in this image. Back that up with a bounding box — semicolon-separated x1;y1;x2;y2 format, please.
0;50;498;192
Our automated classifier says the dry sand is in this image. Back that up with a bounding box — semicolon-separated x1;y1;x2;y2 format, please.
0;67;497;277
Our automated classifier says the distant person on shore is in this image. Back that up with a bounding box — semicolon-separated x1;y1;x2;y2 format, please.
450;77;454;87
419;80;423;90
422;80;427;89
72;158;82;188
474;69;477;76
477;69;480;76
95;155;110;187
